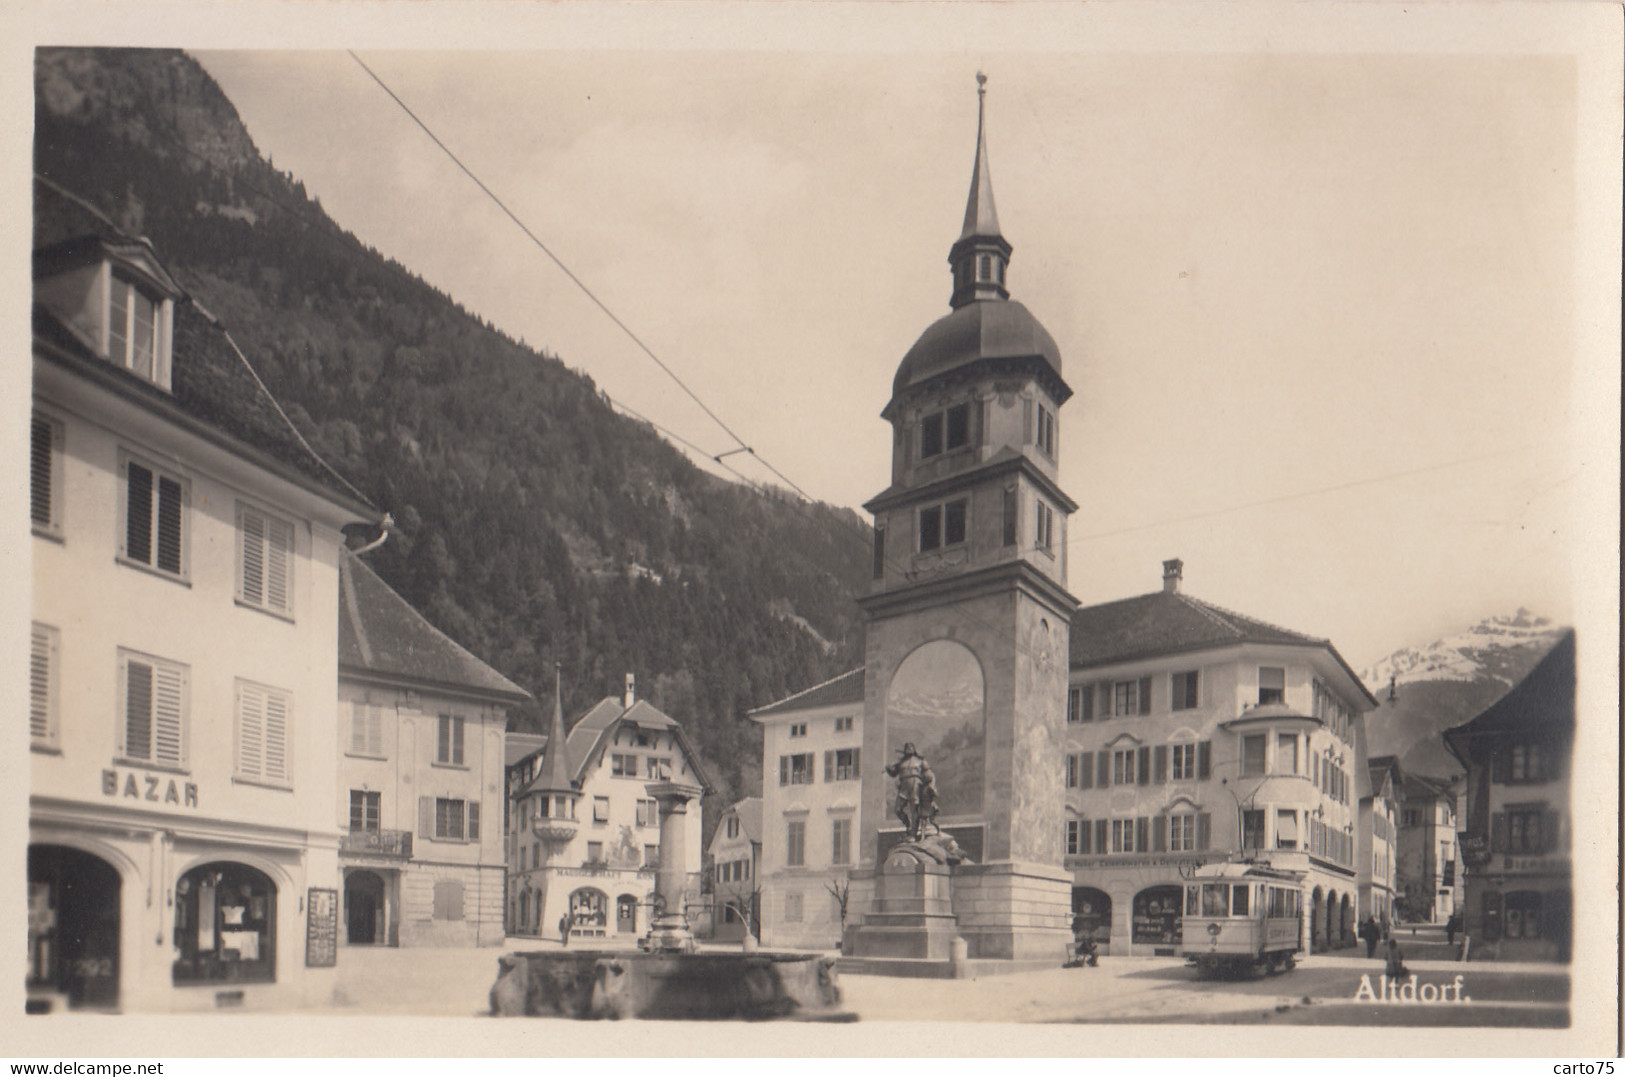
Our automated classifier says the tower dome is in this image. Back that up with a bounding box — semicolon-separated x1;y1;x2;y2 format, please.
888;74;1068;416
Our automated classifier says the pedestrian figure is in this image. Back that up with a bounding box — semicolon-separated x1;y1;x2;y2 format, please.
1446;911;1461;946
1359;916;1381;958
1384;937;1408;980
559;913;572;948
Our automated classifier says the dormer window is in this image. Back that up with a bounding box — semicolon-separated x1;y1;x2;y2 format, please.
109;274;159;379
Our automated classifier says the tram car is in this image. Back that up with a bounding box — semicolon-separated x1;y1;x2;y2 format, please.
1180;861;1305;977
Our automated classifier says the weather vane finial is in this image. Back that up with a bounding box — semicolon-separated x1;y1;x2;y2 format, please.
976;71;987;94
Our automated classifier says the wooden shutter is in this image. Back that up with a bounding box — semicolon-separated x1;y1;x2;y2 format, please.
469;801;481;840
156;475;184;574
1153;746;1168;783
1094;819;1108;854
126;462;153;564
238;682;263;778
1079;818;1092;854
1197;812;1211;851
31;415;58;529
1197;741;1211;780
779;756;789;786
1065;755;1077;788
264;687;289;781
1082;684;1094;722
30;624;55;742
1135;817;1149;853
1138;676;1152;715
240;506;266;605
1152;815;1167;852
152;661;185;767
1097;751;1111;787
852;748;860;779
265;514;293;611
1489;812;1506;853
1137;747;1150;786
824;750;835;782
419;796;434;838
1098;684;1111;718
1079;752;1093;790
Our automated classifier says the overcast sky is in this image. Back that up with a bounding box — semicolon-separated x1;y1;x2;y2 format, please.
12;3;1613;671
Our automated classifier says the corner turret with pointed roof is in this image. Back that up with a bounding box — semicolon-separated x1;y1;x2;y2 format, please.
948;73;1013;309
527;665;578;795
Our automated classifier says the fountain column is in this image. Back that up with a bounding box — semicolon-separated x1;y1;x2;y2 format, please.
644;779;704;953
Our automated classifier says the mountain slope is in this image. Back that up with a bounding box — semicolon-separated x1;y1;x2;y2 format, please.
1360;610;1568;780
32;47;871;812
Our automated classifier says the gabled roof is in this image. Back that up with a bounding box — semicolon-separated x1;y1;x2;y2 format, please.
1070;589;1378;707
339;549;530;706
505;732;547;769
563;695;714;792
1366;755;1403;800
1401;772;1455;803
1445;629;1575;744
726;798;763;843
32;177;374;515
749;668;865;719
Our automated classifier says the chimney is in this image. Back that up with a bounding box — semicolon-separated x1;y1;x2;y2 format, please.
624;673;636;709
1162;558;1183;594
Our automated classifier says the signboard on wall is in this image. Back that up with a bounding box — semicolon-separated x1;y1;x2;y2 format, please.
305;887;338;968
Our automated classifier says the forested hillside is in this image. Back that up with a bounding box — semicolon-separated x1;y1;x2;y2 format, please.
33;47;869;812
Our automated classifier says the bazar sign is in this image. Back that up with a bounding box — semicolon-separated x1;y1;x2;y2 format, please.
102;768;199;808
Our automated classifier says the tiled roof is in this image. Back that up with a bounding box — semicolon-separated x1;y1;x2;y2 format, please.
505;732;547;769
727;797;763;843
750;668;866;718
338;549;530;705
1445;629;1575;741
1401;772;1454;802
32;178;373;512
563;695;714;792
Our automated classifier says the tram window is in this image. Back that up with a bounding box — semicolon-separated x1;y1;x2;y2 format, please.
1201;884;1229;917
1231;885;1250;916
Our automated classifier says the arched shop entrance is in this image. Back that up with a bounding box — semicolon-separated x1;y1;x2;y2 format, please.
345;870;385;945
1071;887;1112;953
27;845;122;1010
173;862;277;985
1132;885;1184;952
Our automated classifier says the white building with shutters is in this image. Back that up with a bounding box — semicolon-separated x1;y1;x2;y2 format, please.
334;550;529;947
28;178;381;1012
1063;560;1379;958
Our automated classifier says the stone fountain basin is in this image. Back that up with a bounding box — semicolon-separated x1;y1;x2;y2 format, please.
490;949;853;1021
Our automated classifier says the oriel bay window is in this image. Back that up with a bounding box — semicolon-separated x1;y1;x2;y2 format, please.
173;862;275;985
918;498;968;552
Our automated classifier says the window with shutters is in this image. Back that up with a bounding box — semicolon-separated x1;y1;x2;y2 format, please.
349;790;380;831
348;702;384;758
1112;749;1136;785
780;753;815;785
831;818;852;865
786;820;806;866
429;797;479;842
119;454;187;579
1110;677;1152;717
1170;743;1196;781
235;680;292;787
826;747;860;781
30;623;60;749
1170;670;1199;710
1505;806;1546;854
1111;819;1136;854
31;413;64;539
1065;819;1082;856
118;648;187;769
1506;743;1547;784
236;503;294;617
1169;813;1196;852
436;714;465;766
1067;684;1088;723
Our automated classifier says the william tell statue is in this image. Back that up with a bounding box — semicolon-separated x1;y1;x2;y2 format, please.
886;742;939;843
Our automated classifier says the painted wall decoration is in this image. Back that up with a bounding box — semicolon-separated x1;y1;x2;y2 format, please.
886;639;986;817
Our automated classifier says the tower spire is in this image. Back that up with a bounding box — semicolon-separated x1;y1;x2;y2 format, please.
948;72;1013;309
535;663;575;792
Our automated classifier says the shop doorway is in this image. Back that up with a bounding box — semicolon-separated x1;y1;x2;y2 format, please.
345;871;384;945
616;894;638;934
1071;887;1113;954
1132;885;1183;950
173;862;277;985
27;845;121;1011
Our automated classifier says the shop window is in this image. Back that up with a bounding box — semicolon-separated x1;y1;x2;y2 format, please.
1480;890;1504;942
1133;886;1184;946
172;863;276;985
570;888;608;932
1071;887;1111;943
120;455;187;578
30;623;60;749
31;412;64;538
1258;667;1285;705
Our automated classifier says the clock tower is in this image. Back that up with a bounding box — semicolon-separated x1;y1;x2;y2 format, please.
849;76;1079;964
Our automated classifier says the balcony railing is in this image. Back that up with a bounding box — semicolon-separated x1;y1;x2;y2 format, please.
340;828;412;859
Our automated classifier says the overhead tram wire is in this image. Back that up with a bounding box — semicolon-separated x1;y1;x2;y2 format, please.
345;52;824;503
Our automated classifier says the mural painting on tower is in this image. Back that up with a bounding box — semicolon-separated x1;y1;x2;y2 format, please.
885;640;986;820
